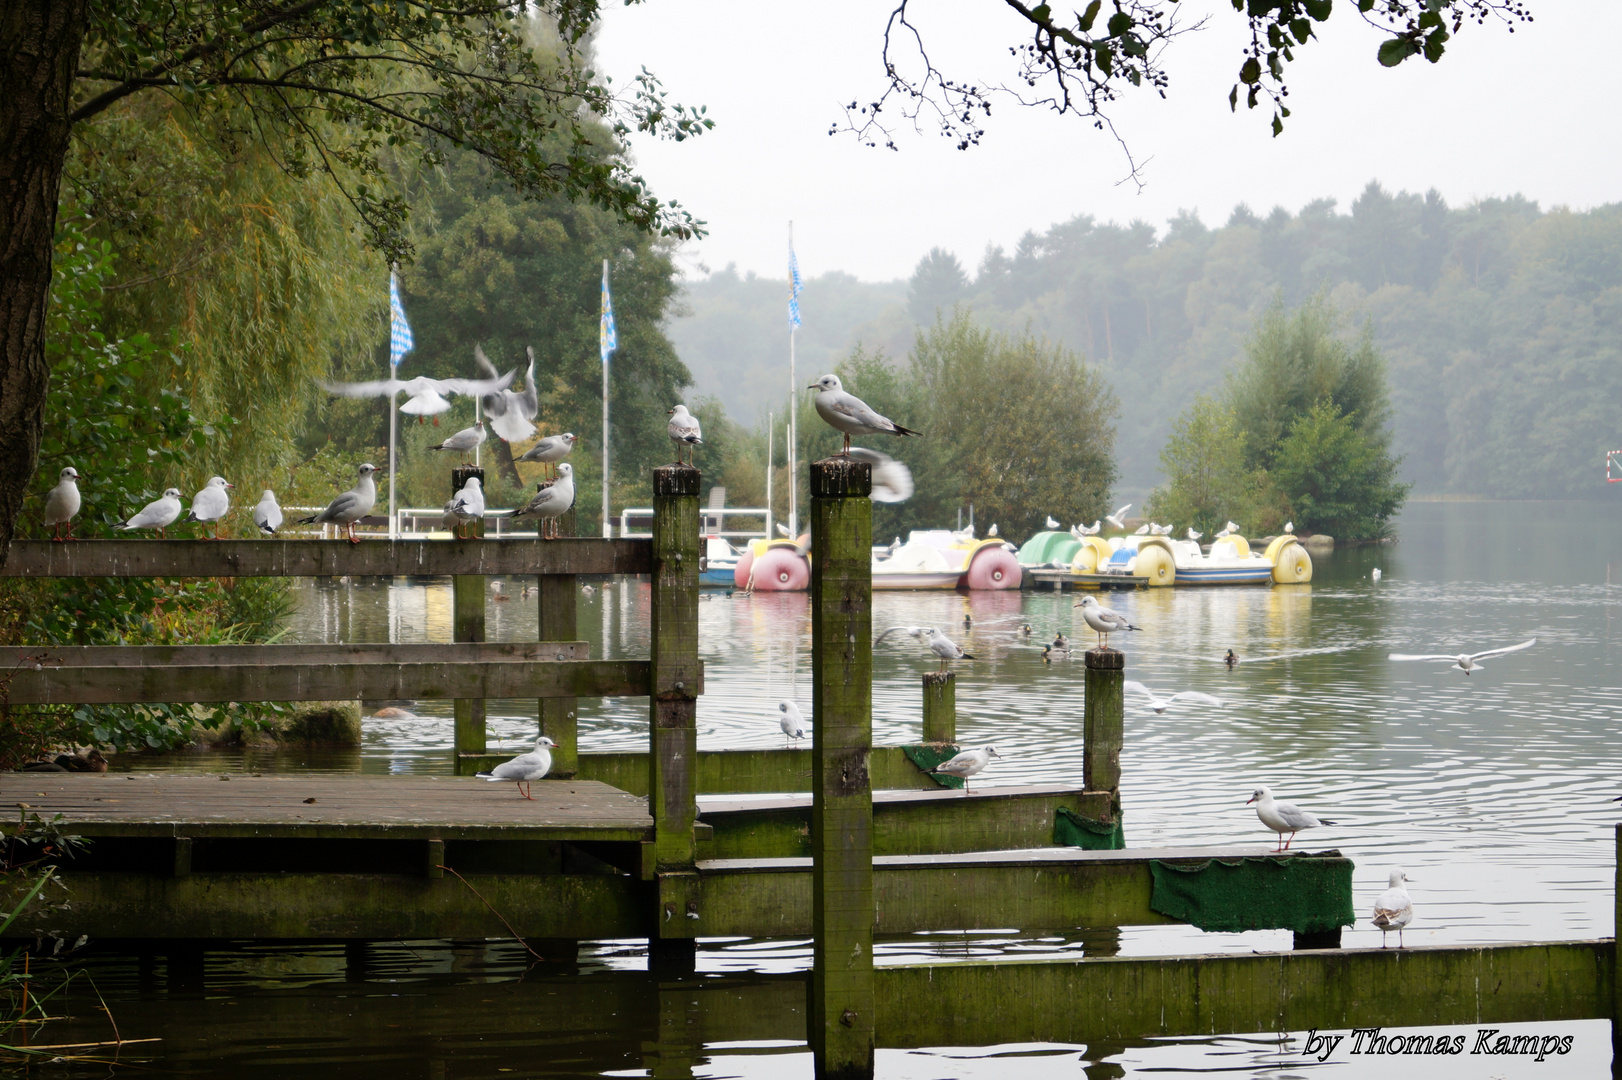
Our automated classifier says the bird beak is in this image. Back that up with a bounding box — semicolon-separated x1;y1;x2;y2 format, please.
1245;795;1257;804
806;383;819;389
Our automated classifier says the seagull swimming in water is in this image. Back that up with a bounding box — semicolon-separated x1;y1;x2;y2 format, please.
1370;869;1414;948
1247;786;1336;851
1388;637;1536;676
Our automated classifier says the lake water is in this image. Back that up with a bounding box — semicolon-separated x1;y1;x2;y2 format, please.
26;500;1622;1077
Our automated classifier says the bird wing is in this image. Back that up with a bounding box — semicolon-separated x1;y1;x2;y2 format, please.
320;377;403;398
490;401;537;443
1470;637;1536;662
514;484;567;517
1272;802;1320;829
472;342;499;379
1387;652;1462;663
824;391;896;432
429;372;516;396
847;446;894;466
516;347;539;417
1122;680;1154;698
1166;691;1224;707
875;625;928;645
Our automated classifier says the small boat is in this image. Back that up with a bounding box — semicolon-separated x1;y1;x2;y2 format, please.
872;530;1023;591
702;536;743;586
1080;533;1311;586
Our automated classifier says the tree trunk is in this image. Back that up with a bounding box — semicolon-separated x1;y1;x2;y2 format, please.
0;0;87;568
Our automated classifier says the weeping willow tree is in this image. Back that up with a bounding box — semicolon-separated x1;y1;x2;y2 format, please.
62;94;381;492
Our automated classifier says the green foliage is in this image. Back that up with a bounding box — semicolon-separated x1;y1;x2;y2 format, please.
1145;396;1277;534
1271;400;1410;538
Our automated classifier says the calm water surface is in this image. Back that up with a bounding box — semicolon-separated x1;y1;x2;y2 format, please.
27;500;1622;1078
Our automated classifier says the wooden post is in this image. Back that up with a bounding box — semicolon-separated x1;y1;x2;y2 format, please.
921;671;955;743
1083;647;1123;802
1614;822;1620;1072
649;464;701;969
809;455;875;1080
453;468;486;773
536;573;578;777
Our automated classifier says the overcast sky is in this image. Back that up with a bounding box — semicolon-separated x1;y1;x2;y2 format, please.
594;1;1622;284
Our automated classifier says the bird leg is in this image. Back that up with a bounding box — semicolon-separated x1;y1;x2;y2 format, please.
347;522;361;545
520;781;536;800
841;433;852;456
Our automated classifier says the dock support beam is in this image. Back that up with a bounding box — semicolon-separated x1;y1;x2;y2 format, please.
1614;823;1621;1073
649;464;701;970
536;573;578;777
1083;647;1123;800
810;456;875;1080
921;671;955;744
452;467;487;773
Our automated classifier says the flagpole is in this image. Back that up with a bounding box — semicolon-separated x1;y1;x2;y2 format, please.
787;221;798;539
765;410;774;541
388;392;398;539
387;263;414;541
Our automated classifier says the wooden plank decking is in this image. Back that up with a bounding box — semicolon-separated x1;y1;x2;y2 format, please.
0;538;652;578
2;773;653;841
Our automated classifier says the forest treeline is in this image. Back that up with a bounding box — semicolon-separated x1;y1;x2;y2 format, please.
673;184;1622;498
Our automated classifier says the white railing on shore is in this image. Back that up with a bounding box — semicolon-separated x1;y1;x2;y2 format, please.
618;505;770;541
277;504;772;542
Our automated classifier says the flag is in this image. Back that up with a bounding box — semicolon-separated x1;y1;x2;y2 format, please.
788;244;803;329
600;262;618;364
389;269;413;368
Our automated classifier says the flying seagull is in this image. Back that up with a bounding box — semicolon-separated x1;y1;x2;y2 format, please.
473;343;538;443
1388;637;1536;675
1104;504;1131;531
848;447;914;503
1123;681;1223;714
807;373;921;455
320;371;514;423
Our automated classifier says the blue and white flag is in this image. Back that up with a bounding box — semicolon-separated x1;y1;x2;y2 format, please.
788;244;803;329
600;262;618;365
389;269;413;368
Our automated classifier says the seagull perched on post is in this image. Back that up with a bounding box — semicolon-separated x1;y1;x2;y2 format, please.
117;488;183;538
807;373;922;455
476;737;557;799
442;475;485;539
928;746;1000;794
667;404;702;465
516;432;578;479
1074;595;1141;647
184;476;233;540
1123;681;1223;714
1371;869;1415;948
1388;637;1536;676
928;629;975;672
777;701;808;747
297;463;378;543
510;463;575;539
253;490;283;536
1104;504;1132;531
1247;786;1335;851
43;467;82;541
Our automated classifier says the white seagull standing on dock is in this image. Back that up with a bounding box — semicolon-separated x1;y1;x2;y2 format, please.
1247;786;1336;851
429;420;487;464
297;463;378;544
43;467;82;541
929;746;1000;794
477;737;557;800
184;476;233;539
253;490;283;536
667;404;702;465
1388;637;1536;676
117;488;183;538
1370;869;1415;948
1074;595;1141;648
1123;681;1223;714
778;701;808;747
807;373;922;455
516;432;578;478
510;462;575;539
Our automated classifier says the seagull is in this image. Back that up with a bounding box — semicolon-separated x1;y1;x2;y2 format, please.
1045;516;1060;529
441;475;484;539
516;432;578;478
581;583;595;598
1133;524;1150;535
1079;521;1101;535
875;625;934;646
1153;523;1173;536
297;463;378;543
1214;525;1232;540
1388;637;1536;676
987;523;999;537
927;629;975;671
429;420;487;464
847;447;914;503
1371;869;1414;948
1186;527;1202;541
1284;521;1294;534
117;488;183;537
667;404;702;465
43;467;82;541
510;462;575;538
928;746;1000;794
1104;504;1131;531
490;580;510;601
1371;568;1382;581
1123;681;1223;714
476;737;557;799
184;476;233;539
320;371;514;423
778;701;808;746
1247;786;1336;851
807;373;922;455
472;343;538;443
252;490;283;536
1074;594;1141;647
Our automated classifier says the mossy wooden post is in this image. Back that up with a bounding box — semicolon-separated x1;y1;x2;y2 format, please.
1614;822;1621;1070
452;467;486;773
810;455;875;1080
649;464;701;970
921;671;955;743
1083;647;1123;802
536;572;577;777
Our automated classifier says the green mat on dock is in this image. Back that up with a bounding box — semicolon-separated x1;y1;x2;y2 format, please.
902;743;963;789
1148;852;1355;934
1053;805;1125;850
